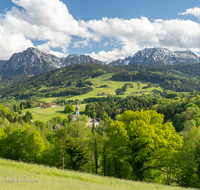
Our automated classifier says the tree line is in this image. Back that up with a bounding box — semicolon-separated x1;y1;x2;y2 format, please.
111;71;200;92
0;107;186;186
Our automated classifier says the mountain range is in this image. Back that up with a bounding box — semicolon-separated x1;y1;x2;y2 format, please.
0;47;105;79
109;48;200;66
0;47;199;79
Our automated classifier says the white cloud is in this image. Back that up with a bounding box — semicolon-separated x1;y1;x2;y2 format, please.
0;0;90;59
72;39;88;48
47;51;68;58
84;16;200;63
11;0;88;36
0;25;33;60
103;42;108;47
1;1;200;64
178;7;200;20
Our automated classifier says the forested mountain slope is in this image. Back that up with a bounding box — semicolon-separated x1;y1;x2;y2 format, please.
1;62;200;100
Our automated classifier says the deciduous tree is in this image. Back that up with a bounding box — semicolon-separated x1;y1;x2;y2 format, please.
64;104;75;114
108;110;183;181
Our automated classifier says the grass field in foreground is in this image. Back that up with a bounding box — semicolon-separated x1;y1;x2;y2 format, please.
41;73;163;103
23;104;86;122
0;158;196;190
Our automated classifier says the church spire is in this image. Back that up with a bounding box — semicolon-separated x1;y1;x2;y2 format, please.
75;104;79;115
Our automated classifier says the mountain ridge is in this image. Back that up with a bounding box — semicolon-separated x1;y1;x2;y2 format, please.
109;48;200;66
0;47;200;79
0;47;106;79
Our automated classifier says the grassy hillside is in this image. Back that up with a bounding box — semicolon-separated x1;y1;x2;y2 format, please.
0;158;196;190
0;64;121;100
41;73;163;103
24;104;86;122
1;62;200;101
21;73;163;122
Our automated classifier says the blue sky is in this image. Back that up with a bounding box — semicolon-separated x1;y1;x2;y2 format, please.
64;0;200;21
0;0;200;63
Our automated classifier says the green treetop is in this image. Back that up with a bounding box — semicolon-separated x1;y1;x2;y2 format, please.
108;110;183;181
64;104;75;114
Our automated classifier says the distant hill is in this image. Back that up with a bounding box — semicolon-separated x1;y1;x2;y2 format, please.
0;63;121;99
1;62;200;100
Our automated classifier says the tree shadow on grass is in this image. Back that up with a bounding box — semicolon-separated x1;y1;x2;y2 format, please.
55;111;85;115
55;111;65;114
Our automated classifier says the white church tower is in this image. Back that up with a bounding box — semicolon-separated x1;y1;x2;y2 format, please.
75;104;79;115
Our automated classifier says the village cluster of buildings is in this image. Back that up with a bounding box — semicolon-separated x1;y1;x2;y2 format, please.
50;104;100;131
36;103;59;108
72;104;100;127
131;90;149;94
97;92;108;96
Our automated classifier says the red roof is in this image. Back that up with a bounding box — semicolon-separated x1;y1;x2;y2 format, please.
49;103;57;105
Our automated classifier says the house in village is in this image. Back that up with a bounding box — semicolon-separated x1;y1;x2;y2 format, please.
36;103;58;108
49;103;58;107
132;90;149;94
98;92;108;96
87;117;100;127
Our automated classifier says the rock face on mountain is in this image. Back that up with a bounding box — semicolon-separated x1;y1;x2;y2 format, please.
62;54;105;66
1;47;200;79
0;47;105;79
109;48;200;66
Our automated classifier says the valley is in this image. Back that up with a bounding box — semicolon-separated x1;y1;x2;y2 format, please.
1;48;200;189
40;73;163;103
2;0;200;189
23;74;163;122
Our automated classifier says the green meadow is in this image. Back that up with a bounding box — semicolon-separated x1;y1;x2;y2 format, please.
23;104;86;122
41;73;163;103
24;73;163;122
0;158;196;190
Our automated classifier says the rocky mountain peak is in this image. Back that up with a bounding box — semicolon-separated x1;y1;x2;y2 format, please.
109;48;200;66
0;47;106;79
0;47;199;79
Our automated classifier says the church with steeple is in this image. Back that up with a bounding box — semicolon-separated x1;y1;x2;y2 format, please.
72;104;80;122
72;104;100;127
75;104;79;115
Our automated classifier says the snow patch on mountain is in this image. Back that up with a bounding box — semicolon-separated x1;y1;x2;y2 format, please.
0;47;106;79
109;48;200;66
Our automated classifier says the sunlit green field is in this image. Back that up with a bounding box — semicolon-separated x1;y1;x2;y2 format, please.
24;74;163;122
41;73;163;103
0;158;196;190
24;104;86;122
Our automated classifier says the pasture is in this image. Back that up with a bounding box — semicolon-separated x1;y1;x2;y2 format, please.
0;158;196;190
41;73;163;103
23;73;163;122
23;104;86;122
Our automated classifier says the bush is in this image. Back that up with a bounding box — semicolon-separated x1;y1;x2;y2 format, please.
65;104;75;114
